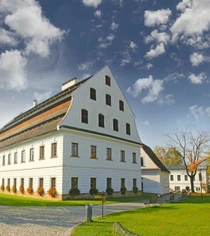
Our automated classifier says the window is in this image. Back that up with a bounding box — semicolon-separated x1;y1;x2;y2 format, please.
121;178;125;188
51;178;56;188
177;175;181;181
132;152;137;163
106;148;112;160
14;178;17;187
113;119;118;131
107;178;112;189
90;145;97;158
120;150;125;162
39;146;45;160
119;100;124;111
106;94;111;106
29;148;34;161
71;177;78;189
133;179;137;188
98;114;105;128
21;178;24;187
2;179;4;186
71;143;79;156
105;75;111;86
51;143;57;158
141;157;144;166
39;178;44;187
175;186;180;191
21;150;25;163
126;123;131;135
8;154;11;165
14;152;18;164
185;175;188;181
81;109;88;124
2;155;5;166
170;175;174;181
90;178;96;189
90;88;96;100
29;178;33;188
196;187;201;191
7;178;10;187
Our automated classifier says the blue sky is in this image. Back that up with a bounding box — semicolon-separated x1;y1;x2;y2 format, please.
0;0;210;148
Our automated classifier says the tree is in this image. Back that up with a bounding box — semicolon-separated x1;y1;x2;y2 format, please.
165;129;210;192
154;146;182;166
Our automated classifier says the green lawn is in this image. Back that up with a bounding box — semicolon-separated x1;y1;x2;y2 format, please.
0;192;150;206
72;195;210;236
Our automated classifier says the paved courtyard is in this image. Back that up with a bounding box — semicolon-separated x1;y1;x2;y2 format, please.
0;202;145;236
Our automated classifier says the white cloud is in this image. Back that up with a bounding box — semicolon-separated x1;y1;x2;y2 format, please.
98;34;115;48
0;50;27;91
145;30;170;45
144;9;171;27
127;75;164;103
189;105;205;120
144;120;150;126
145;43;165;59
171;0;210;37
176;0;192;12
158;94;175;105
0;29;18;46
129;41;137;51
94;10;102;18
33;90;52;102
107;34;115;41
78;62;93;71
188;73;206;84
190;52;204;66
111;22;119;30
1;0;65;58
146;63;153;69
82;0;102;8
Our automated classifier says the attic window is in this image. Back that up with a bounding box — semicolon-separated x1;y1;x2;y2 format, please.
119;100;124;111
105;75;111;86
90;88;96;100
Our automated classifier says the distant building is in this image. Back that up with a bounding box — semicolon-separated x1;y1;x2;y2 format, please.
0;66;142;200
167;165;208;193
141;144;170;195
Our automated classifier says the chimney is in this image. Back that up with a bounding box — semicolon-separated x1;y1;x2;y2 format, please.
33;99;38;107
62;77;77;91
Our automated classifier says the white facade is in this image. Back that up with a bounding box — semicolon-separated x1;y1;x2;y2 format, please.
0;66;142;199
141;145;170;195
168;166;208;193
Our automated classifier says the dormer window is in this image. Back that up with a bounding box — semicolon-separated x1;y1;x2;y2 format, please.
105;75;111;86
90;88;96;100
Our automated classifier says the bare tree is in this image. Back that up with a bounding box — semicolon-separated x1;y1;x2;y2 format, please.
166;129;210;192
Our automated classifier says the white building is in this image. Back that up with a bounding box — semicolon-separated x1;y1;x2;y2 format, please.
141;144;170;195
167;165;208;193
0;66;142;200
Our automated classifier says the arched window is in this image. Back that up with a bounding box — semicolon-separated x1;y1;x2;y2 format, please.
113;119;118;131
98;114;105;128
119;100;124;111
81;109;88;124
105;75;111;86
90;88;96;100
106;94;111;106
126;123;131;135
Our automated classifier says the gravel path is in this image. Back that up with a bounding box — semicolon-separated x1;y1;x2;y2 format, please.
0;202;145;236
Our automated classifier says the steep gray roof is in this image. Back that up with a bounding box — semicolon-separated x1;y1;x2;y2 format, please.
142;143;170;173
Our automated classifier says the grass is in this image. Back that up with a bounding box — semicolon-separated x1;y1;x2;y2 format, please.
0;192;151;206
72;195;210;236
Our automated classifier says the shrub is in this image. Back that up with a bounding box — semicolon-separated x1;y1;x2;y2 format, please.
6;185;10;192
12;185;17;193
37;186;44;196
120;187;127;194
48;187;57;197
89;188;98;195
1;184;5;191
69;188;80;196
19;184;24;194
106;187;114;195
27;186;33;195
133;187;138;194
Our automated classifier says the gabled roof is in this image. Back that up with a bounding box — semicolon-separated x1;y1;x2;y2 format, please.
142;143;170;173
0;78;90;149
